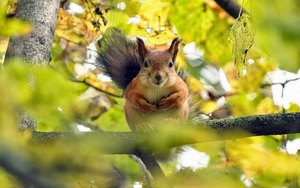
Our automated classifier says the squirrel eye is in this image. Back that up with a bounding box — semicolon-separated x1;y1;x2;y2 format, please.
143;60;148;68
168;61;173;68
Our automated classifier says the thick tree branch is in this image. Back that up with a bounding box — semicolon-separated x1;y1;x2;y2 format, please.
205;112;300;136
31;112;300;153
214;0;248;18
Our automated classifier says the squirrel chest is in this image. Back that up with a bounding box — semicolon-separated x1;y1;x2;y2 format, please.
126;74;177;106
123;72;189;131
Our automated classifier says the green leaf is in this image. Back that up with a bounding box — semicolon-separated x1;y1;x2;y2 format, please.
170;0;216;44
228;13;255;76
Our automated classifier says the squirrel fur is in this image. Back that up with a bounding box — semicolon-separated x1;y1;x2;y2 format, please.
96;27;189;131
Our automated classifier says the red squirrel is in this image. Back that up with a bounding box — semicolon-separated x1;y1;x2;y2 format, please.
97;27;189;131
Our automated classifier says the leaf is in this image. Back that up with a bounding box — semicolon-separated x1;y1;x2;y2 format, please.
0;18;32;37
170;0;216;44
0;1;31;37
228;13;255;76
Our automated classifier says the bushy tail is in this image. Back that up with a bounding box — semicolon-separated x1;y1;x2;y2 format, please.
96;27;141;90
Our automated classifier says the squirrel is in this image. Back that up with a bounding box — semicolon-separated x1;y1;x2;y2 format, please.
96;27;189;131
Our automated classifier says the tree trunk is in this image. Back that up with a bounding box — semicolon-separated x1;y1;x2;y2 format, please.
5;0;59;65
4;0;60;130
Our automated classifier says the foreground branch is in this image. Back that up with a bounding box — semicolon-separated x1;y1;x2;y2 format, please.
28;112;300;182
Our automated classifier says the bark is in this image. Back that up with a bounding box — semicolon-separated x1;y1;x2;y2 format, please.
4;0;59;65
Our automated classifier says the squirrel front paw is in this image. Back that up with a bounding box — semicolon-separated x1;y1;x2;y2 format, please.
158;95;177;109
141;103;157;113
134;99;157;113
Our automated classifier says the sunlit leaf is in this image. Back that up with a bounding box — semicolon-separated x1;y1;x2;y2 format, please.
105;10;131;33
171;0;216;44
0;18;32;37
228;13;254;76
227;93;264;117
256;97;279;114
226;137;300;184
139;0;172;30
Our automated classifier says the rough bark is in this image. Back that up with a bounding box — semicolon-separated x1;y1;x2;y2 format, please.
5;0;59;65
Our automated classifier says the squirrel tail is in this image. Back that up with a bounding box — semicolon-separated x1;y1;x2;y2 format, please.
96;27;141;90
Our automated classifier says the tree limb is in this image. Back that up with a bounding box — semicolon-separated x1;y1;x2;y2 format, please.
31;112;300;153
214;0;248;18
29;112;300;180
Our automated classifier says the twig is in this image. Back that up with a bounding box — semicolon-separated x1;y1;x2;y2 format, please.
76;78;122;98
48;64;122;98
261;77;300;88
130;154;153;188
238;0;245;18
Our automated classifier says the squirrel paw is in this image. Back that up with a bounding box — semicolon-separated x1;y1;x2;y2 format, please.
134;98;157;113
138;101;157;113
141;103;157;113
158;97;177;109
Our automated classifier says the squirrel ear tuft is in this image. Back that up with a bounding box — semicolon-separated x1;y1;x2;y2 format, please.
137;37;149;60
168;37;182;62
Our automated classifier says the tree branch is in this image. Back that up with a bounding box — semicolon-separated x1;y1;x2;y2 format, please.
29;112;300;180
31;112;300;152
214;0;248;18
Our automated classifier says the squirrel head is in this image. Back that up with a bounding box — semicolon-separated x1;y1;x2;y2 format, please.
136;37;182;88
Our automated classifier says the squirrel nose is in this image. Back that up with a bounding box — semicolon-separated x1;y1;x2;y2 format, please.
154;73;162;81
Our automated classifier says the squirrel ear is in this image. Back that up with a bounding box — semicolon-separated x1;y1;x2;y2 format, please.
137;37;149;60
168;37;182;61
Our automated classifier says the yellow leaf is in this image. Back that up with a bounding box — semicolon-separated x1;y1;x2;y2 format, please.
0;18;32;37
228;13;255;76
